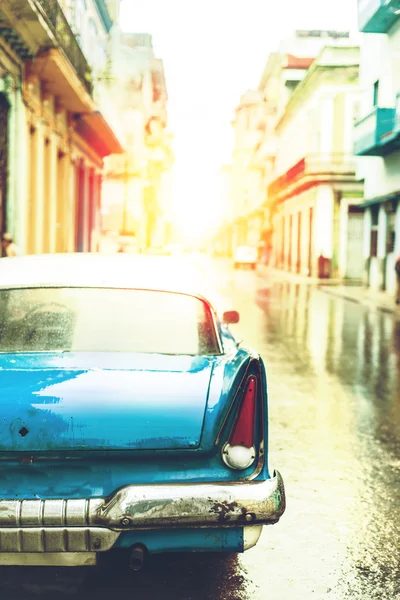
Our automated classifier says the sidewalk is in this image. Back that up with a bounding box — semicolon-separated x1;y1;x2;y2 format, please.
258;265;361;286
256;265;400;317
318;285;400;317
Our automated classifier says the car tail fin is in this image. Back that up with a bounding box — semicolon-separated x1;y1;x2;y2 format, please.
229;375;257;448
221;375;258;471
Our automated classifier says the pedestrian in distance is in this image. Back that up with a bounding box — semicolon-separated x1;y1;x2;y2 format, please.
395;255;400;305
1;233;20;257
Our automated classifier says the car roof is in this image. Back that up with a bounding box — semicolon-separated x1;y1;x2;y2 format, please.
0;253;215;304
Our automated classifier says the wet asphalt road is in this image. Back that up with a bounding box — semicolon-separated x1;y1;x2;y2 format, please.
1;261;399;599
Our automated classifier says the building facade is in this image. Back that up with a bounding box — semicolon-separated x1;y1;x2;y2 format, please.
101;27;173;250
250;48;317;263
269;46;363;279
0;31;28;249
218;30;358;266
228;90;266;252
354;0;400;297
0;0;122;255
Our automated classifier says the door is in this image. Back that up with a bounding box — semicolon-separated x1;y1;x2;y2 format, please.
346;209;364;280
0;94;10;245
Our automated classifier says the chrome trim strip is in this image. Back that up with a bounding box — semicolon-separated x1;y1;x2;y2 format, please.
92;470;285;530
0;527;119;553
0;472;285;554
0;552;97;566
0;498;103;528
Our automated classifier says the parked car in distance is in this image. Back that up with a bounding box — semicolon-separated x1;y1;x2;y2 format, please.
117;234;139;254
234;245;258;270
0;254;285;569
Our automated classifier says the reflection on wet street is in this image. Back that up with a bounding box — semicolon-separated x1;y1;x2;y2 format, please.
2;262;399;600
221;265;400;600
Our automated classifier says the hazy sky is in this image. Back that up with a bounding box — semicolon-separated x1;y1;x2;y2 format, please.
120;0;359;239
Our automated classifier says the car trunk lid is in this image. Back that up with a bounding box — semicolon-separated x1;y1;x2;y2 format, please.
0;353;215;453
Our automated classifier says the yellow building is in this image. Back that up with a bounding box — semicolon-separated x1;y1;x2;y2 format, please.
101;30;173;250
0;0;122;254
268;46;363;279
218;30;360;268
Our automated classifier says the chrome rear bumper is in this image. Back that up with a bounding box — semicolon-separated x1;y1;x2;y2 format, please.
0;471;285;555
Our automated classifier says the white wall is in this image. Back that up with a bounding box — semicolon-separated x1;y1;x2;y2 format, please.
358;33;390;114
338;199;349;277
377;206;387;259
344;92;360;153
363;208;371;258
388;19;400;105
395;203;400;256
357;150;400;199
314;185;334;258
357;24;400;200
276;80;358;175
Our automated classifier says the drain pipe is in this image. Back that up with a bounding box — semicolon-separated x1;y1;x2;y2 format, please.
129;545;145;571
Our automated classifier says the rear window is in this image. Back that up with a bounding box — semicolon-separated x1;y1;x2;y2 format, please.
0;288;220;355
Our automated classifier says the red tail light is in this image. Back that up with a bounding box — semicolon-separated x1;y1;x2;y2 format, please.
222;375;258;471
230;375;257;447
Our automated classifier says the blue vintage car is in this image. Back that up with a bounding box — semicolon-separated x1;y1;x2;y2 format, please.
0;254;285;569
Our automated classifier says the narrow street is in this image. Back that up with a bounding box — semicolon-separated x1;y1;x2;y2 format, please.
1;260;399;600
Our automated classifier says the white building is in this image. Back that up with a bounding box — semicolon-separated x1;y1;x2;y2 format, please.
353;0;400;297
269;45;363;279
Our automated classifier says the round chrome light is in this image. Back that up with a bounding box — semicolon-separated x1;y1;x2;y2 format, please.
222;443;256;470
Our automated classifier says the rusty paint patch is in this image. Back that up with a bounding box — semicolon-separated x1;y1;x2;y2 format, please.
209;500;247;523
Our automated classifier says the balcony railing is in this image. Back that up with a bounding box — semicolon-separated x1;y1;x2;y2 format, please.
358;0;400;33
393;93;400;134
354;107;397;156
36;0;93;95
268;154;356;199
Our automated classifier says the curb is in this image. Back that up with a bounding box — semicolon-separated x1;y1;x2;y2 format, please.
318;286;400;317
256;265;400;317
256;266;361;287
